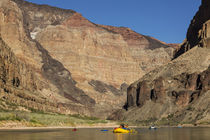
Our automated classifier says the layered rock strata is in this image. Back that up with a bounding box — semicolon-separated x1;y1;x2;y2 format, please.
11;0;175;87
0;0;94;116
1;0;177;118
109;47;210;124
0;35;93;115
109;0;210;123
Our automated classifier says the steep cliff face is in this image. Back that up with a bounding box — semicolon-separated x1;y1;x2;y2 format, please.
0;0;95;116
32;13;175;88
0;36;89;115
109;47;210;125
125;57;210;110
10;0;175;88
98;25;175;72
8;0;176;118
174;0;210;58
0;0;177;118
109;0;210;124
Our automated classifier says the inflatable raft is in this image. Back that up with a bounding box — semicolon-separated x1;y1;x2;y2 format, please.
113;128;136;133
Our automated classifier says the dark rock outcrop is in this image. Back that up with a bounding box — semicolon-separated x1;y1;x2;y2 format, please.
126;66;210;109
109;61;210;124
152;77;166;102
88;80;123;96
174;0;210;58
136;81;151;107
126;85;137;108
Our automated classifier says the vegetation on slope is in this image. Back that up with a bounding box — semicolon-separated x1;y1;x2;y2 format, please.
0;99;109;128
0;111;108;127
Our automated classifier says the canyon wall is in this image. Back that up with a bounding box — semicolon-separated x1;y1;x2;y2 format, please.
0;0;94;116
110;0;210;124
109;46;210;124
1;0;176;118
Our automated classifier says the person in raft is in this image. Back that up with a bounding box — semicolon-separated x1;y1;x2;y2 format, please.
119;124;130;130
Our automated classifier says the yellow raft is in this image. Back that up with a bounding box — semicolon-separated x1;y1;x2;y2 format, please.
113;128;136;133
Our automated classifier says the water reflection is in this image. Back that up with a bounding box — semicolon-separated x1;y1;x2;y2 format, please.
115;134;123;140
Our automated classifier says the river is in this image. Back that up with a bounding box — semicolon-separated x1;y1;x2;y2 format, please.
0;127;209;140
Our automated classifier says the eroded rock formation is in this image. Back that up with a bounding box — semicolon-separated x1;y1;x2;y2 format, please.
0;0;95;116
109;47;210;124
0;0;177;118
174;0;210;58
109;0;210;124
126;66;210;109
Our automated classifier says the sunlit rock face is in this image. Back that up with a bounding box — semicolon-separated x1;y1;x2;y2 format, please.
34;11;175;89
0;0;96;116
33;5;175;118
0;0;176;118
109;0;210;124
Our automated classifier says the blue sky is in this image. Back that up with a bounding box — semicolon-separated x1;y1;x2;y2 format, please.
25;0;201;43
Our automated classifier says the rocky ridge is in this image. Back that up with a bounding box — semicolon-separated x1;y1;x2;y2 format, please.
109;47;210;124
174;0;210;58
